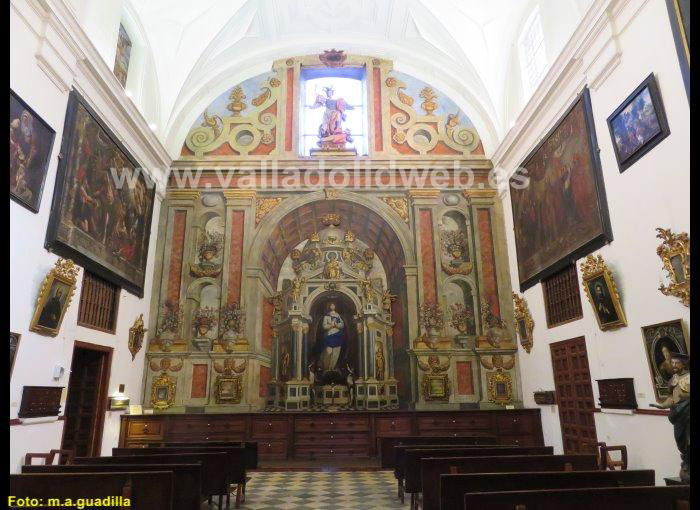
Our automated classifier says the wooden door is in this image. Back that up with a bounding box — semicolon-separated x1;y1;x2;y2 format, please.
550;337;597;453
61;342;112;457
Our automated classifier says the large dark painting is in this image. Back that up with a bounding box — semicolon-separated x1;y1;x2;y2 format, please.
666;0;689;100
45;91;155;297
10;90;56;212
510;87;612;290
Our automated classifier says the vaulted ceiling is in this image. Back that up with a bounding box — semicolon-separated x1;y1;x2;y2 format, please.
124;0;591;157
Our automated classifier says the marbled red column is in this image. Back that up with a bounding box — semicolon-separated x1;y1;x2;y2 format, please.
419;209;438;303
227;210;245;305
190;364;208;398
261;298;273;352
477;209;500;316
456;361;474;395
372;67;383;151
166;210;187;303
259;366;271;397
285;67;294;152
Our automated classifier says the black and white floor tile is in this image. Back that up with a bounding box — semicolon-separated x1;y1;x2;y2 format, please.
243;470;406;509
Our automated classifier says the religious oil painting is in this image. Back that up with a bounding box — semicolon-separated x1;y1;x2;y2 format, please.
10;90;56;213
113;23;132;88
607;73;670;172
29;258;79;337
45;91;155;297
641;319;688;402
510;87;612;290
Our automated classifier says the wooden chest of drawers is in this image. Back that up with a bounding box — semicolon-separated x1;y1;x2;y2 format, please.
119;409;544;459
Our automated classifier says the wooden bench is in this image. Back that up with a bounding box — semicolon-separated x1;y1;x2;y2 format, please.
73;452;227;508
379;435;497;469
113;446;246;507
22;463;201;510
437;470;655;510
9;471;173;510
159;440;258;470
462;485;690;510
403;446;553;508
421;454;599;510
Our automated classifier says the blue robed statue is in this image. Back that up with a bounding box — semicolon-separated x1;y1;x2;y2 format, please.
318;302;346;372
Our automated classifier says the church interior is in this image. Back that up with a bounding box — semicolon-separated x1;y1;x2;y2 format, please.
10;0;690;508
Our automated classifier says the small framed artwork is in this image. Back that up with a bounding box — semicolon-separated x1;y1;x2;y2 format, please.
215;375;242;404
641;319;688;402
580;255;627;331
10;89;56;213
150;373;176;410
487;371;513;406
512;292;534;353
607;73;670;172
127;404;143;415
10;332;21;379
29;259;80;337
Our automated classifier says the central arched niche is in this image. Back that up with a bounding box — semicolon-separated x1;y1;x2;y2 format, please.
306;290;358;385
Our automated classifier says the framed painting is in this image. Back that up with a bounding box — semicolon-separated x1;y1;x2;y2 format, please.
607;73;670;172
665;0;689;101
510;87;612;290
29;258;80;337
641;319;688;402
10;89;56;213
45;90;155;297
10;332;21;380
113;23;132;88
580;254;627;331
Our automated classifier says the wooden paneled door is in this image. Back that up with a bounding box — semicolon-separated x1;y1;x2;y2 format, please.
61;342;113;457
550;337;598;454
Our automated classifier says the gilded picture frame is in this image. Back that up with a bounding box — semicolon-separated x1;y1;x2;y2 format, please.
421;374;450;401
512;292;534;353
487;370;513;406
641;319;689;403
150;373;176;410
656;228;689;307
215;375;243;404
580;255;627;331
29;258;80;337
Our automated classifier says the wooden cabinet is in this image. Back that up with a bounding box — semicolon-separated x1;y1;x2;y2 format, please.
119;409;544;459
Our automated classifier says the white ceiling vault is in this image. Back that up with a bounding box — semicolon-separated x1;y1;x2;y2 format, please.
125;0;591;158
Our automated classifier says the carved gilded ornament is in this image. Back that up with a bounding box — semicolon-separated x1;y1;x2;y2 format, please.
321;213;341;226
385;75;480;155
418;355;451;401
29;258;80;337
580;254;628;331
150;372;176;410
319;49;347;67
512;292;534;353
380;196;409;223
656;228;689;307
185;74;280;157
255;197;285;225
213;358;247;403
481;354;515;405
128;314;147;361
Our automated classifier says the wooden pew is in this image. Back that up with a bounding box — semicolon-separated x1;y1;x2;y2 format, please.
403;446;554;508
420;454;598;510
22;463;201;510
462;485;690;510
9;471;173;510
437;470;655;510
393;441;505;502
73;453;227;508
379;435;497;469
113;446;246;508
159;440;258;470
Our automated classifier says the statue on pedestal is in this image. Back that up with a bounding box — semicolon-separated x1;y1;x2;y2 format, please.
650;352;690;483
310;85;356;153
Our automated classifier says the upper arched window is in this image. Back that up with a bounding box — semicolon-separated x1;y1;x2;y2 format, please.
299;67;368;156
518;5;548;98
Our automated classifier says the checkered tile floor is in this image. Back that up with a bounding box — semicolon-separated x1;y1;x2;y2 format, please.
243;470;406;509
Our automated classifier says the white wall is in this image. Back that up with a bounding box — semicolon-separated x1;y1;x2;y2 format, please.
10;0;169;473
494;0;689;483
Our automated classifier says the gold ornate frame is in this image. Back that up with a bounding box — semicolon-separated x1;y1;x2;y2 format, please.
29;258;79;337
215;375;243;404
580;255;627;331
512;292;534;353
656;228;689;307
150;373;176;410
487;370;513;405
421;374;450;401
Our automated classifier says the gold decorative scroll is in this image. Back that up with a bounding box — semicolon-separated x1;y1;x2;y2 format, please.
380;196;409;223
255;197;284;225
512;292;534;353
656;227;690;307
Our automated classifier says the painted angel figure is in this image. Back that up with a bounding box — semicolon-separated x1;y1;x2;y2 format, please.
311;85;354;148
